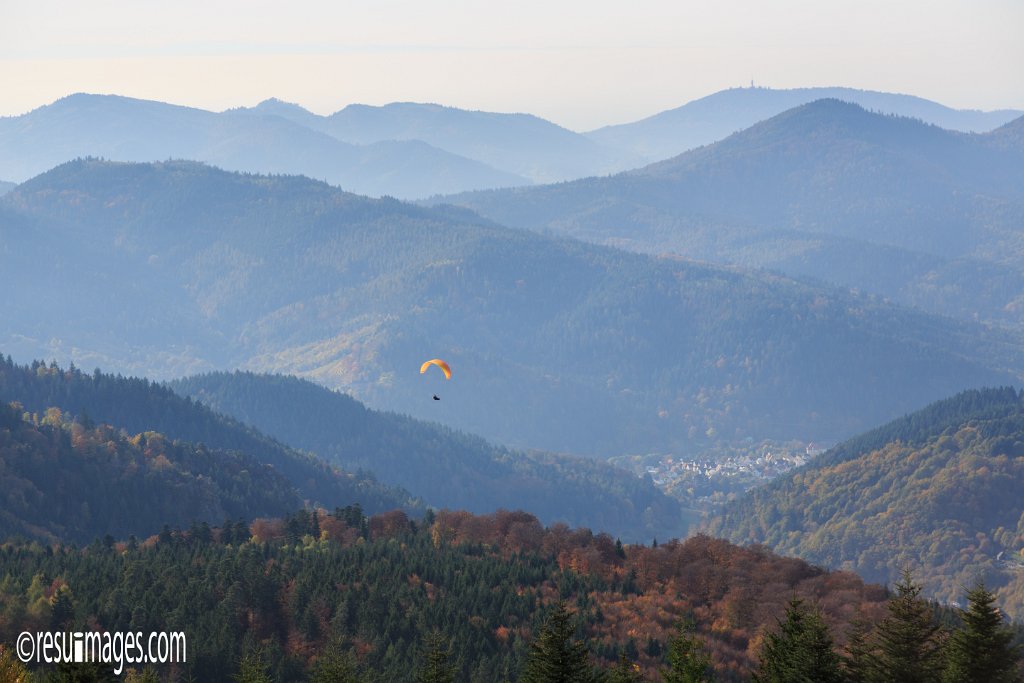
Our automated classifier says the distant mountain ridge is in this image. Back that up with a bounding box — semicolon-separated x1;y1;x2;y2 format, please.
2;159;1022;459
440;99;1024;330
4;87;1016;199
586;85;1024;161
0;93;528;198
705;387;1024;620
232;98;642;183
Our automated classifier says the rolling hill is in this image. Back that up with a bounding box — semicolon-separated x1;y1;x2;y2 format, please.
705;387;1024;619
0;400;301;544
169;371;685;541
2;159;1022;460
0;356;425;543
586;85;1024;162
439;99;1024;331
0;94;527;198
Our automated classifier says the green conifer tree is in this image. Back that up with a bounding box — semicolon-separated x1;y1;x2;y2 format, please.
520;602;596;683
942;580;1021;683
233;648;272;683
311;642;362;683
417;630;456;683
869;569;942;683
752;597;843;683
661;619;714;683
840;615;874;683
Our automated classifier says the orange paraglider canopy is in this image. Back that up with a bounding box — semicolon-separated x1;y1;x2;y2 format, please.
419;359;452;380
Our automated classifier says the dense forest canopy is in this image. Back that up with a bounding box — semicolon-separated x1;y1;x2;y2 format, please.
706;387;1024;619
0;507;897;682
0;355;419;537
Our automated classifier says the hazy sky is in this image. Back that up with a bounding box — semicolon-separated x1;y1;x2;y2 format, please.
2;0;1022;130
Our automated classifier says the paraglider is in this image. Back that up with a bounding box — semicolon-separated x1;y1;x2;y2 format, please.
419;359;452;380
420;359;451;401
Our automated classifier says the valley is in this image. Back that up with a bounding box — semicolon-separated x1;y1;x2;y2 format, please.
2;78;1023;681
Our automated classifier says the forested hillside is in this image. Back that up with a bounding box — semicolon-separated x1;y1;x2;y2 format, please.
0;507;897;682
0;401;301;544
2;159;1020;458
442;100;1024;331
706;387;1024;619
0;357;417;520
169;371;684;541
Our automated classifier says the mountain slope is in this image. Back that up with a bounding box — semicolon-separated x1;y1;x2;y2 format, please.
989;114;1024;151
440;100;1024;330
0;356;417;518
0;94;527;198
169;371;685;540
3;159;1022;459
586;86;1024;161
705;387;1024;619
0;400;300;544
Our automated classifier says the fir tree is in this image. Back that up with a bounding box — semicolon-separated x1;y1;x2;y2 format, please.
840;615;874;683
869;569;942;683
520;602;595;683
752;597;843;683
417;630;456;683
310;642;362;683
942;580;1021;683
233;648;272;683
661;619;714;683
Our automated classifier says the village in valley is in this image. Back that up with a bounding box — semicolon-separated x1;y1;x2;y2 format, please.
611;439;828;515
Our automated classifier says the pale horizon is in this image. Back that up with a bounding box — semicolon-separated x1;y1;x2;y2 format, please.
3;0;1023;131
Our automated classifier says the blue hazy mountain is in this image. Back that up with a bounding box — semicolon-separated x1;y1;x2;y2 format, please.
587;85;1024;161
0;94;528;198
0;181;14;196
232;98;642;183
2;159;1021;459
440;100;1024;331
